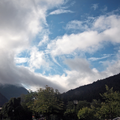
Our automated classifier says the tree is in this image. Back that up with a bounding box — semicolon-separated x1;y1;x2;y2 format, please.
96;85;120;120
21;90;36;110
64;101;76;120
33;85;64;120
77;107;94;120
76;100;90;112
1;97;32;120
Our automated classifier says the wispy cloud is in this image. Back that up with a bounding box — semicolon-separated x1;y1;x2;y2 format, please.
38;35;49;46
91;4;98;10
88;54;112;61
49;9;73;15
65;20;89;32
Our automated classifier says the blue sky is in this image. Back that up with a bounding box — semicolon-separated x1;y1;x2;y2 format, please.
0;0;120;92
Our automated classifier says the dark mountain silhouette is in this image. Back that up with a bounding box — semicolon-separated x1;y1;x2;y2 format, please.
61;73;120;102
0;84;28;100
0;92;8;107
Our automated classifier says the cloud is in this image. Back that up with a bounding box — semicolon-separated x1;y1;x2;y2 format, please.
0;0;67;92
44;13;120;90
49;9;73;15
29;47;49;70
65;20;89;31
88;54;112;61
15;58;28;64
101;6;108;13
47;31;102;56
91;4;98;10
61;55;120;89
64;58;91;72
38;35;49;46
47;14;120;57
0;0;120;93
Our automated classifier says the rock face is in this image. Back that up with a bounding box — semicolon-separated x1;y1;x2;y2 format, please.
0;92;8;107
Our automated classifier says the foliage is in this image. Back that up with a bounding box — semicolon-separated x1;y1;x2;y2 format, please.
2;84;120;120
77;107;94;120
96;85;120;120
33;85;64;119
76;100;90;112
21;90;36;111
77;85;120;120
64;101;76;120
0;97;32;120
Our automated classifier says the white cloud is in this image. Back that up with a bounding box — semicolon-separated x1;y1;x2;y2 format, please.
58;56;120;89
38;35;49;46
47;31;102;56
44;14;120;90
49;9;73;15
0;0;67;91
15;58;28;64
47;14;120;57
29;47;49;70
65;20;89;31
0;0;120;93
89;54;112;61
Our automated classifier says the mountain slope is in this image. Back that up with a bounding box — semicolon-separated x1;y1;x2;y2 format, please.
62;73;120;102
0;92;8;107
0;84;28;100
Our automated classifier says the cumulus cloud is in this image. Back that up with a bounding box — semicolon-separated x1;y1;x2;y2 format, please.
47;14;120;57
47;31;102;56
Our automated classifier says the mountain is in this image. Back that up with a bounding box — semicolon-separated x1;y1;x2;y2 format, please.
0;92;8;107
0;84;28;100
61;73;120;102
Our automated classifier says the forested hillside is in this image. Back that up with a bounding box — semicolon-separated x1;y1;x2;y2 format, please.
61;73;120;102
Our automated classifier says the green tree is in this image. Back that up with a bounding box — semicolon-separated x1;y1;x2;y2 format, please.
64;101;76;120
1;97;32;120
77;107;94;120
77;100;101;120
21;90;36;110
33;85;64;120
96;85;120;120
76;100;90;112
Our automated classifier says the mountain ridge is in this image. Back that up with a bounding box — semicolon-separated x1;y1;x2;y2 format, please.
61;73;120;102
0;84;28;106
0;92;8;107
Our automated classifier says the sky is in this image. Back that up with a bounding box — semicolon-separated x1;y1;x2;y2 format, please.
0;0;120;92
